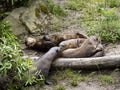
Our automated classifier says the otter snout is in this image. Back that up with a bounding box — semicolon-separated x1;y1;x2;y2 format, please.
25;37;36;47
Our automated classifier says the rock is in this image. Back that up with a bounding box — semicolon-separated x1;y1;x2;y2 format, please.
4;0;52;36
4;7;28;36
20;0;50;34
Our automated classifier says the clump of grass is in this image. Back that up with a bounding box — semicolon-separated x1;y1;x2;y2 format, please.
98;75;115;84
70;79;78;87
47;0;67;17
105;0;120;8
87;8;120;42
56;85;66;90
77;0;120;42
64;0;89;10
50;69;95;86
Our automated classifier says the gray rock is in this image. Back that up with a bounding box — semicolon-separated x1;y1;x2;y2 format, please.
4;0;51;36
4;7;28;36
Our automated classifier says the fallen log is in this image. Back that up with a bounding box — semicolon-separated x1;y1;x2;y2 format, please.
22;55;120;69
52;55;120;69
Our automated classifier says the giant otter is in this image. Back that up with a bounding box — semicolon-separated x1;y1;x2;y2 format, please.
29;46;61;84
59;38;85;50
61;39;102;58
89;36;104;57
92;43;104;57
43;32;87;45
59;35;104;57
25;37;55;52
25;33;87;51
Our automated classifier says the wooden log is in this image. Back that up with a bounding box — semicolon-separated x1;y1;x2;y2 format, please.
22;55;120;69
52;55;120;69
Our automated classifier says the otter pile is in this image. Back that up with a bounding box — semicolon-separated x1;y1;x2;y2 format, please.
25;32;104;84
25;33;104;58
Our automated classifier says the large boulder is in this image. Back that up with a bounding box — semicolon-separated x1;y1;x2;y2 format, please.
4;0;53;36
4;7;28;36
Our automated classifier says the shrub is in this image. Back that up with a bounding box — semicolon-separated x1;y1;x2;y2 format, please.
0;21;43;89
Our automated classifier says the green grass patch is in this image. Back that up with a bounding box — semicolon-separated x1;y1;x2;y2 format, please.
76;0;120;42
56;85;66;90
105;0;120;8
64;0;85;10
50;69;95;86
47;0;67;18
98;75;115;84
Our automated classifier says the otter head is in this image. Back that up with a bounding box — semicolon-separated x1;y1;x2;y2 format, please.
89;36;101;49
25;37;36;47
51;47;61;53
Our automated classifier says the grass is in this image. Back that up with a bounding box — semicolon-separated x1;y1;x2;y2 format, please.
65;0;120;42
56;85;66;90
64;0;89;10
105;0;120;8
47;0;67;18
50;69;96;86
49;68;119;88
98;75;115;84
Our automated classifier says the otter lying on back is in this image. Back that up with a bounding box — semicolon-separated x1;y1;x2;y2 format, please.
25;33;87;51
25;37;55;52
59;38;85;50
43;32;87;45
61;39;98;58
60;36;104;58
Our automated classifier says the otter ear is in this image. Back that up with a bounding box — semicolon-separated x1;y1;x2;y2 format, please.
76;32;87;38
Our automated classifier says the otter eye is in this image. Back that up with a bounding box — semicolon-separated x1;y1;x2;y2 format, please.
56;49;59;52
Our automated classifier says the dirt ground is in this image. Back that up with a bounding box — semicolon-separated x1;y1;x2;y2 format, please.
21;0;120;90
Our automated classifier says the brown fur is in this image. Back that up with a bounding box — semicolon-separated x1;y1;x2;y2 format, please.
25;37;55;52
30;47;61;79
89;36;104;57
91;43;104;57
59;38;86;50
89;36;101;49
25;33;87;51
61;39;101;58
60;36;104;58
43;33;87;45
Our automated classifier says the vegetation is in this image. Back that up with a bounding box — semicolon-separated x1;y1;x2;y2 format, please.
0;21;44;89
65;0;88;10
98;75;115;84
50;69;95;87
56;85;66;90
47;0;67;18
65;0;120;42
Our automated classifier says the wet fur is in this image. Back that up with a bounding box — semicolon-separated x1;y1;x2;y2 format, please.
61;39;101;58
25;37;55;52
30;47;61;79
43;33;87;45
60;36;104;58
59;38;85;50
25;33;87;51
